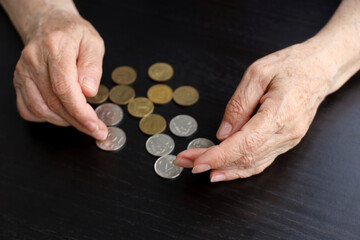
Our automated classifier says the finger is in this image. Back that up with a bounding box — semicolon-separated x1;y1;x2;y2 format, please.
77;36;105;97
209;158;275;182
191;99;281;173
208;135;300;182
15;87;44;122
47;43;107;140
21;76;70;126
174;148;208;168
216;63;274;140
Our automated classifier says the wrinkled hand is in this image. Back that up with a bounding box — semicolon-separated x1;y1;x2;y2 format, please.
13;10;107;140
175;42;335;182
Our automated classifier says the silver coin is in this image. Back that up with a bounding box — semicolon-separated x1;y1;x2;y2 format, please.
187;138;215;149
96;127;126;151
146;134;175;157
169;114;197;137
154;155;183;179
95;103;123;126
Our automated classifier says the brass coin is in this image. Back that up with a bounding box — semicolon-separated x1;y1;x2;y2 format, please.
111;66;137;85
148;62;174;82
147;84;173;105
173;86;199;106
127;97;154;118
86;84;109;104
109;85;135;105
139;114;167;135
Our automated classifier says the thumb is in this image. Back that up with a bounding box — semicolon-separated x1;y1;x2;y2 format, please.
77;36;105;97
216;63;273;140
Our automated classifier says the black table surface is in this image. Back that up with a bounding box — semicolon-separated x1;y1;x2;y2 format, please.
1;0;360;239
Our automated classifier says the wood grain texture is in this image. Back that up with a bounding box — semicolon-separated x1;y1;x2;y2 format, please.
1;0;359;239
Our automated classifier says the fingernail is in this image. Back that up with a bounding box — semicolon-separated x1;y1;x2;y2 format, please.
93;129;107;141
84;121;98;132
174;157;193;168
216;120;232;139
192;164;211;174
83;76;97;93
211;174;226;183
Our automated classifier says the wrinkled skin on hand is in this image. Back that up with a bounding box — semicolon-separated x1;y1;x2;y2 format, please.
13;10;108;140
175;42;336;182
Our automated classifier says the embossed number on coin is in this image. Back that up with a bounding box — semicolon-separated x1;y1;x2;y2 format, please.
173;86;199;106
109;85;135;105
187;138;215;149
148;62;174;82
96;127;126;151
147;84;173;104
139;113;166;135
127;97;154;118
111;66;137;85
146;134;175;157
95;103;123;126
169;114;197;137
154;155;183;179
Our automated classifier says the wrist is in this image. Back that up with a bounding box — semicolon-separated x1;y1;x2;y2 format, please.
24;1;80;43
1;0;80;43
303;30;360;95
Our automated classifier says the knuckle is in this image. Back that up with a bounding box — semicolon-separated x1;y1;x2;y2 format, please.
30;102;47;118
231;170;253;179
226;97;247;118
52;79;72;98
44;31;66;54
240;134;260;154
18;110;33;122
290;124;307;140
47;96;62;112
212;145;228;167
81;60;102;76
21;43;38;65
246;62;270;89
16;101;33;122
235;153;255;167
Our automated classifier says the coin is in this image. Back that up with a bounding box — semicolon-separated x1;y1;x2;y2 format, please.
187;138;215;149
96;127;126;151
169;114;197;137
173;86;199;106
111;66;137;85
154;155;183;179
139;113;166;135
109;85;135;105
146;134;175;157
147;84;173;104
127;97;154;118
148;62;174;82
95;103;123;126
86;84;109;104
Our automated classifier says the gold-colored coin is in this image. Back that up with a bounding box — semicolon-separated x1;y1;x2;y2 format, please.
148;62;174;82
139;114;167;135
86;84;109;104
109;85;135;105
147;84;173;105
127;97;154;118
111;66;137;85
173;85;199;106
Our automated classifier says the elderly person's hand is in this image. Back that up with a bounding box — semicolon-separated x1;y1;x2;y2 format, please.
1;0;107;140
175;0;360;182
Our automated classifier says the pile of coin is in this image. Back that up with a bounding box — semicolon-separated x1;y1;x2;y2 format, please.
87;62;215;180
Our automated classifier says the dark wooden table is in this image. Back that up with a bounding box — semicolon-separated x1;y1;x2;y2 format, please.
1;0;359;239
